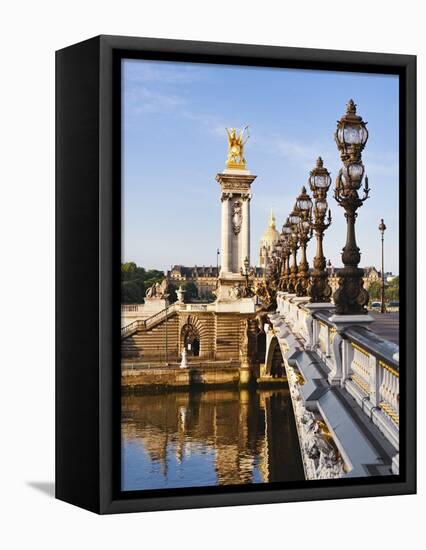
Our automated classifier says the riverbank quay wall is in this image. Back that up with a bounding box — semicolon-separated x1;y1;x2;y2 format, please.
121;301;261;364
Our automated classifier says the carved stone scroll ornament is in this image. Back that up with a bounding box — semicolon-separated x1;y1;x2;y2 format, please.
286;362;345;479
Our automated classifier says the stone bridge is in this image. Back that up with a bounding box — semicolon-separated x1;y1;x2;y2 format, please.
263;291;399;481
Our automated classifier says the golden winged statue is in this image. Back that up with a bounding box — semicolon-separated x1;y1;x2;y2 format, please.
225;126;249;168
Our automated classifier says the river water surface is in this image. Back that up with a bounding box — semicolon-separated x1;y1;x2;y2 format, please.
122;388;305;491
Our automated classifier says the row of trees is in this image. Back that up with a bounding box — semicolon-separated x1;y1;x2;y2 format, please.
121;262;164;304
121;262;203;304
368;276;399;303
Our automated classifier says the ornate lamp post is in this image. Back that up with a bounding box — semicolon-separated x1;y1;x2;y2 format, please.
277;234;289;291
281;218;292;292
308;157;333;303
287;205;301;293
294;186;313;297
240;255;255;297
379;218;387;313
333;99;370;315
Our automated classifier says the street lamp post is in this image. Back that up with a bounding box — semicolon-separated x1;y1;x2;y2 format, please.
379;218;387;313
287;205;301;293
294;186;313;297
308;157;333;303
333;99;371;315
240;256;255;297
280;218;293;291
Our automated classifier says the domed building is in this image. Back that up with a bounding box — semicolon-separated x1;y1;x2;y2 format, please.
259;210;280;269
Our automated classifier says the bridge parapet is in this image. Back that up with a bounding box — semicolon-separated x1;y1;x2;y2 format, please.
270;291;400;478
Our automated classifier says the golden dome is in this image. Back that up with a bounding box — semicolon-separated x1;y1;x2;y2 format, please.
260;210;280;245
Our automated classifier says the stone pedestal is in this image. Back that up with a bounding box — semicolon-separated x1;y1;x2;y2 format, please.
176;286;186;304
329;314;374;327
215;167;256;302
239;364;252;385
304;303;336;350
327;314;375;386
305;302;335;312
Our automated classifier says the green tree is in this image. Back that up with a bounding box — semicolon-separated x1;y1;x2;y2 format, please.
167;282;178;304
368;281;381;301
385;276;399;301
182;281;198;302
120;263;165;303
203;290;216;303
121;280;143;303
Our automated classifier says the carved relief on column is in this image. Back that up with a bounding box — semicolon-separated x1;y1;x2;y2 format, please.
232;200;242;235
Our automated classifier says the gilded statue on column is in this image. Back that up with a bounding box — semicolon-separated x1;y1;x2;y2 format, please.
225;126;249;168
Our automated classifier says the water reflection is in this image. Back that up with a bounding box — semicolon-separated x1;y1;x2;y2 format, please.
122;388;305;491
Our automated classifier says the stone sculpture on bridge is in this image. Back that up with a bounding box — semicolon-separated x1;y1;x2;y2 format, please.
145;279;168;300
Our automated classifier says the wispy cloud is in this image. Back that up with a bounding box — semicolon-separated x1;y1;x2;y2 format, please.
274;137;337;167
124;86;186;114
124;60;203;85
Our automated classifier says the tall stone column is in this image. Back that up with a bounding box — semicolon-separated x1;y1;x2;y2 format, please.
240;195;250;271
221;193;231;274
215;165;256;302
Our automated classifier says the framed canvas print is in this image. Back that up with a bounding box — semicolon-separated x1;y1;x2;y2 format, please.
56;35;416;514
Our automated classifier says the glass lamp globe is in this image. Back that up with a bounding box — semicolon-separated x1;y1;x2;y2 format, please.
309;157;332;191
289;208;301;225
296;186;313;212
342;162;365;189
335;99;369;149
316;199;328;212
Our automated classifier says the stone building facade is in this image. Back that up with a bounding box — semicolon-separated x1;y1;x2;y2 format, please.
167;265;219;298
326;262;381;293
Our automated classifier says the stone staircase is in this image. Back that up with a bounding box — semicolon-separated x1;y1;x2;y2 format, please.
121;304;180;360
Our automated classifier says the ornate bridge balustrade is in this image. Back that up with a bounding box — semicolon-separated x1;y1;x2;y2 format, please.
310;310;400;450
269;291;400;479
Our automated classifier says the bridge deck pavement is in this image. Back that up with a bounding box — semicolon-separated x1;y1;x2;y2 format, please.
369;312;399;345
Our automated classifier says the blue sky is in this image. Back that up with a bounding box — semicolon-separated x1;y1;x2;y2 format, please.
122;59;399;274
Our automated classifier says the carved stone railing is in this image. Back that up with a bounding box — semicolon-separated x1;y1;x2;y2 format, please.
121;302;180;338
273;291;400;475
121;304;142;312
342;324;399;449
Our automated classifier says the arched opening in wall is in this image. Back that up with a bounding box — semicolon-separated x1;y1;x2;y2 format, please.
256;331;266;362
265;336;286;378
271;343;285;378
192;338;200;357
181;323;200;357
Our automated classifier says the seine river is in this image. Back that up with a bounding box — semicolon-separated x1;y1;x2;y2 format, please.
122;388;305;491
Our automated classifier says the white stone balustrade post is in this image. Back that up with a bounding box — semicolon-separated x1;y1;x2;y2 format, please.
328;331;343;386
379;366;399;420
341;339;354;385
312;318;320;350
369;355;381;407
325;326;331;357
304;311;314;349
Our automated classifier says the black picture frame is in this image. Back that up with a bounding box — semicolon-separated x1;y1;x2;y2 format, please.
56;34;416;514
